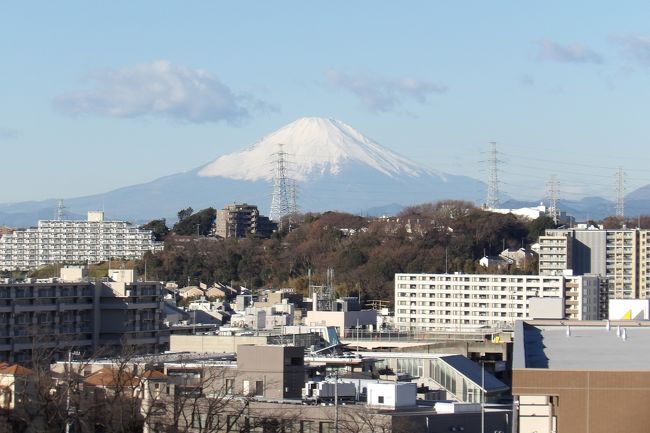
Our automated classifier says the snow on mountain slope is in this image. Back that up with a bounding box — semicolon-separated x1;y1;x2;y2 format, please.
198;117;444;181
0;117;489;227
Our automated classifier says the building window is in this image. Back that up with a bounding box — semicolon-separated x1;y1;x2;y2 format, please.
378;396;384;404
320;422;335;433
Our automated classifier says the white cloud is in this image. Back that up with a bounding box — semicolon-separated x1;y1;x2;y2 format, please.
614;34;650;65
325;70;447;113
538;40;603;64
55;60;272;124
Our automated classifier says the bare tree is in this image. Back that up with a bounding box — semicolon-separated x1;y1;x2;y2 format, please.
338;406;394;433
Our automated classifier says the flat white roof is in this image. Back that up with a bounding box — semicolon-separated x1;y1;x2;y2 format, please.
520;321;650;370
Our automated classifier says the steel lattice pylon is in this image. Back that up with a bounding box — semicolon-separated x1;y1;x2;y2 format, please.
269;144;291;225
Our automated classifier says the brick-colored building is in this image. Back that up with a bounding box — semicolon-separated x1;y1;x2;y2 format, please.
513;320;650;433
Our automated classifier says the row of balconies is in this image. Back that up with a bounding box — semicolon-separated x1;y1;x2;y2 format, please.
399;306;526;316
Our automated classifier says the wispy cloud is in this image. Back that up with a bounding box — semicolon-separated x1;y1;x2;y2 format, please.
324;70;447;113
538;39;604;64
613;34;650;65
55;60;273;124
0;128;19;141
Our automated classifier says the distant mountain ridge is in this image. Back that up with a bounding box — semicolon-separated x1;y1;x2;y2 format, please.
3;117;650;227
0;117;486;227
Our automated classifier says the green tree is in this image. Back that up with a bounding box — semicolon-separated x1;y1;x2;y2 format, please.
177;207;194;222
141;218;169;241
173;208;216;236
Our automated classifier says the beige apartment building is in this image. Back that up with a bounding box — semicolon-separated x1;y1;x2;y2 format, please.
539;227;650;299
214;203;276;239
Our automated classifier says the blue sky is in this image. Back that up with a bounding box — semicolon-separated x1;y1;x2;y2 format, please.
2;2;650;204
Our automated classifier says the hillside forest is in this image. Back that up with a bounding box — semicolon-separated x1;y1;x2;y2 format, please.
135;201;557;302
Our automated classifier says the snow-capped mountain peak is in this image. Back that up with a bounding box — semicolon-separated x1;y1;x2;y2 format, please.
198;117;440;181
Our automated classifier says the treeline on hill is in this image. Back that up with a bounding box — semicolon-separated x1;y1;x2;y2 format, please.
136;201;557;302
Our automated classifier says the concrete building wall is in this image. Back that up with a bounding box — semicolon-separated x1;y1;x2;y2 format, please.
237;345;305;399
513;369;650;433
528;298;564;319
170;334;269;353
306;310;377;335
573;230;607;276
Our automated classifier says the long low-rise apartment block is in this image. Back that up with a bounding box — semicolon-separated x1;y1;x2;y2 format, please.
0;211;163;271
395;272;601;331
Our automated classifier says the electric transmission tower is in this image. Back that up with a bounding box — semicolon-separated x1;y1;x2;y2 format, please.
486;141;500;208
269;144;292;228
55;199;66;221
290;179;299;215
547;175;560;224
616;166;625;219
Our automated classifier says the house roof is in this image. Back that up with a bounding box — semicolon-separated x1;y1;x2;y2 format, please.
0;365;34;376
142;370;167;380
84;367;140;387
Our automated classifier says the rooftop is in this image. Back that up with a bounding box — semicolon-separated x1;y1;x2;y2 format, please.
515;320;650;370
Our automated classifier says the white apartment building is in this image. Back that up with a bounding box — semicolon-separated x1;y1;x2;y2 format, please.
394;273;600;331
0;211;163;270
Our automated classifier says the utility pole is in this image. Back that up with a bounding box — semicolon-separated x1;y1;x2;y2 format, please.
65;349;72;433
334;368;339;433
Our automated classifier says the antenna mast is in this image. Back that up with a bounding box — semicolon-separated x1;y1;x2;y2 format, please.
547;175;560;224
269;144;292;229
616;166;625;219
309;267;335;312
486;141;500;208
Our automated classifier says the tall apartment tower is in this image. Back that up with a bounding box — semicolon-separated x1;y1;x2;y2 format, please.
214;203;277;239
539;226;650;299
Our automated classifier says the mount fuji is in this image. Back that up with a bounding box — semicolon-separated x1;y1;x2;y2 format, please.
0;118;486;226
